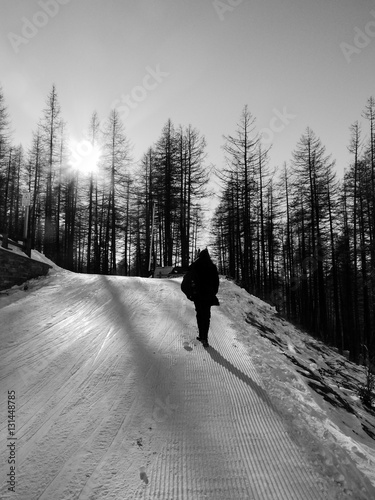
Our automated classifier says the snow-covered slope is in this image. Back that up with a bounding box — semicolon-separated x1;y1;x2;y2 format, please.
0;258;374;499
219;279;375;493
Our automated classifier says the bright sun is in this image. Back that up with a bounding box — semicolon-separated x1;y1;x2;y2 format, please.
68;139;102;175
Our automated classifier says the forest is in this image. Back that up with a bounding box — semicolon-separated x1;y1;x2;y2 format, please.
0;84;374;365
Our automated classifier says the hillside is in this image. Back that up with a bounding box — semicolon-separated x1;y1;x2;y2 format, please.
0;257;374;499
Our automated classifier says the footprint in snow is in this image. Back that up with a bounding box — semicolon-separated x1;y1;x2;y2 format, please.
140;467;149;484
183;342;193;351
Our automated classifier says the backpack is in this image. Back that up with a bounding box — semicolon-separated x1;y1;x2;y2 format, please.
181;270;198;301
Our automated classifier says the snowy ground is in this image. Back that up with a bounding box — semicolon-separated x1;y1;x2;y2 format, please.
0;253;375;499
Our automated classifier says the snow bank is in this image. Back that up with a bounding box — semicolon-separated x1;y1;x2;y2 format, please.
0;250;65;309
30;249;64;272
217;277;375;492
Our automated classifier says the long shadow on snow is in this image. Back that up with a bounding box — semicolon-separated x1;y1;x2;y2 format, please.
206;346;279;412
98;275;249;486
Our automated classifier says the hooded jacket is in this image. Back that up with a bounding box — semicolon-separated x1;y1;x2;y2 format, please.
181;249;220;305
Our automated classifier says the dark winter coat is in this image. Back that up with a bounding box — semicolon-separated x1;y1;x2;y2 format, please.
181;249;220;306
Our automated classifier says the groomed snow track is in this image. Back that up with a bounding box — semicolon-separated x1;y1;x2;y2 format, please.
0;272;361;499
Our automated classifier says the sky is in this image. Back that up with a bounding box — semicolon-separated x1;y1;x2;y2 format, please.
1;0;375;203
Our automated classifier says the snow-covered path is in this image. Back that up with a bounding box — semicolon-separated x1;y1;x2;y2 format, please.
0;270;374;499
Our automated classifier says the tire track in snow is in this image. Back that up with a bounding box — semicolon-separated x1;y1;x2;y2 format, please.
134;292;339;500
0;274;345;499
0;273;149;499
40;371;139;500
36;275;187;500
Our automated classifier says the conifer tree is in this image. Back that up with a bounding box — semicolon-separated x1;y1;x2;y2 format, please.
0;86;12;235
41;84;61;260
101;109;132;274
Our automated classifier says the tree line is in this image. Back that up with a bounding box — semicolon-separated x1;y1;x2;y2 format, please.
211;100;375;364
1;82;374;363
0;84;209;275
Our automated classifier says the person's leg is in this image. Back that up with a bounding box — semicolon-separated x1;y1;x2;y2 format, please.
194;301;203;339
201;303;211;341
194;301;211;344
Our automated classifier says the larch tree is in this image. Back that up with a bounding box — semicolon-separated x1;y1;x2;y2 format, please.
0;86;12;235
86;111;101;273
41;84;62;260
291;128;331;339
221;105;261;291
101;108;132;274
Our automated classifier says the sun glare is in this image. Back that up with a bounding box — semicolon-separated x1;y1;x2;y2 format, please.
68;139;102;175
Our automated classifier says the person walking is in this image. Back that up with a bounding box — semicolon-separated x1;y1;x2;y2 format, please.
181;248;220;348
